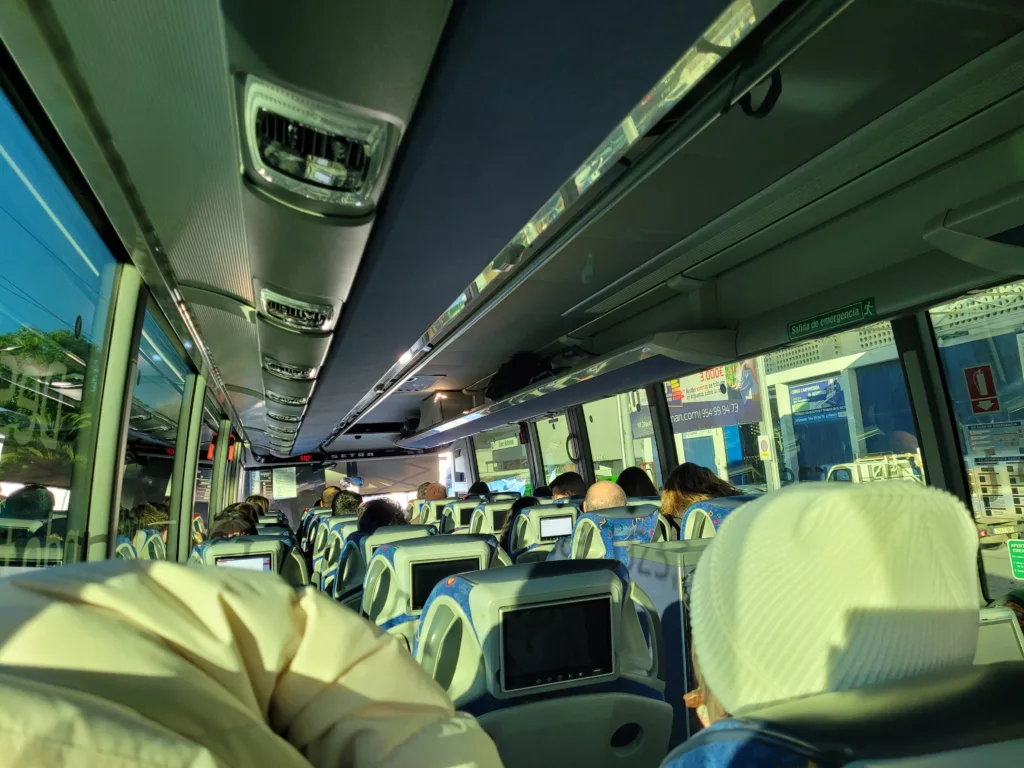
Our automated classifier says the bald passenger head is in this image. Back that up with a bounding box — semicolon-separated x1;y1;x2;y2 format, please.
583;481;627;514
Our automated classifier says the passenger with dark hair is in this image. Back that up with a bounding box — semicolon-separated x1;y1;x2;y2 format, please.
550;471;586;499
3;484;54;520
661;463;740;526
321;486;342;509
245;495;270;515
122;502;170;544
497;496;537;554
331;489;362;516
466;480;489;496
358;498;405;536
616;466;658;498
214;502;261;530
208;515;258;540
532;485;552;498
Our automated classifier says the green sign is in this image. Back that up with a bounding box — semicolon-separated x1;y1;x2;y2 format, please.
787;298;877;341
1009;540;1024;580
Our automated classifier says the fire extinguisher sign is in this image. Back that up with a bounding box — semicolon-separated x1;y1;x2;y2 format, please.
964;364;1000;415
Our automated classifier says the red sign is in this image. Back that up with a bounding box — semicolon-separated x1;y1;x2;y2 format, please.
965;364;1000;414
299;454;314;462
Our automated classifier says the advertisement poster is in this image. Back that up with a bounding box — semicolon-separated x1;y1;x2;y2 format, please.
633;359;762;438
790;378;847;425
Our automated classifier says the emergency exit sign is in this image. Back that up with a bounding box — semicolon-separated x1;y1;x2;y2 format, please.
787;298;877;341
1009;540;1024;580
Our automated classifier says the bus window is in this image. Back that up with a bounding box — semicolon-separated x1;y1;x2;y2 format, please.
582;390;661;489
114;302;190;558
764;321;923;489
472;425;531;495
537;413;574;484
930;282;1024;598
0;87;118;569
664;322;923;494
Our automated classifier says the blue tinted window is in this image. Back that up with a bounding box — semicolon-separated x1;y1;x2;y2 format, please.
0;89;119;567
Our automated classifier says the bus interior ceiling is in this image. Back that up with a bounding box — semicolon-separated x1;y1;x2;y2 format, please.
5;0;1024;462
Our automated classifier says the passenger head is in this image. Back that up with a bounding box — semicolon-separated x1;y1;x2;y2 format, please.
661;463;739;520
616;466;658;498
216;502;260;529
357;498;405;536
131;502;170;543
4;484;55;519
208;515;258;540
690;483;980;725
416;481;431;499
498;496;538;552
321;486;342;509
550;472;586;499
467;481;489;496
244;495;270;514
423;482;447;501
533;485;552;498
331;489;362;516
583;481;627;514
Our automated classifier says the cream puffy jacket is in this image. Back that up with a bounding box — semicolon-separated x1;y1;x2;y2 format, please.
0;560;502;767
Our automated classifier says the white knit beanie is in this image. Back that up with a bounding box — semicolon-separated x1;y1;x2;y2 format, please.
691;482;981;715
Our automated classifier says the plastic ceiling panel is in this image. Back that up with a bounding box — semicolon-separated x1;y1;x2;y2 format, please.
49;0;253;301
189;304;264;393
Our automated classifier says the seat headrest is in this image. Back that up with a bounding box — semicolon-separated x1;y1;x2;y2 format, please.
571;504;660;564
679;494;760;538
674;662;1024;766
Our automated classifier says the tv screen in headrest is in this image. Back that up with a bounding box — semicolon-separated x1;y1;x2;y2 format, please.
411;557;481;611
459;507;474;526
491;508;509;530
215;554;272;572
501;596;613;692
539;515;573;539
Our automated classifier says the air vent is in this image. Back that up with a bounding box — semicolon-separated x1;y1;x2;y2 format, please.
269;438;294;450
267;424;298;437
260;288;335;333
242;75;401;213
263;356;317;381
397;374;445;393
266;390;309;407
267;411;302;424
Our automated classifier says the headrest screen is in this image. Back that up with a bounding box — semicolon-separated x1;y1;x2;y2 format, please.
215;554;272;572
501;596;613;692
459;507;474;526
540;515;573;539
491;508;509;530
411;557;481;611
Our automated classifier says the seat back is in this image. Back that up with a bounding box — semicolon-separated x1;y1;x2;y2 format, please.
319;519;361;593
258;513;288;528
627;539;712;749
301;507;331;553
189;534;308;587
440;500;481;534
509;502;580;561
413;559;670;767
361;534;501;649
679;494;760;540
133;529;167;561
333;525;434;608
419;498;457;526
571;504;661;565
114;535;137;560
662;662;1024;768
469;501;515;535
311;514;357;580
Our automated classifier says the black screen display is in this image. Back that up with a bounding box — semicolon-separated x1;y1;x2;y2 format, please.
459;507;474;526
501;597;613;692
411;557;481;611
